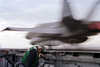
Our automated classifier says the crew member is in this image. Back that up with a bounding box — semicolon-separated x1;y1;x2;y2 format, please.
21;45;45;67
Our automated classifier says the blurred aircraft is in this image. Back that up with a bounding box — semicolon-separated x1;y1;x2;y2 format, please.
1;0;100;45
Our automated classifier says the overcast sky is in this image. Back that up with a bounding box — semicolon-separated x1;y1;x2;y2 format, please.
0;0;100;49
0;0;62;28
0;0;62;48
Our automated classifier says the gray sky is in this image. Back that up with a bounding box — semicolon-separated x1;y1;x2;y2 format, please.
0;0;100;49
0;0;62;28
0;0;62;48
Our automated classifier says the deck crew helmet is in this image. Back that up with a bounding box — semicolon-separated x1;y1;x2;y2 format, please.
38;45;45;53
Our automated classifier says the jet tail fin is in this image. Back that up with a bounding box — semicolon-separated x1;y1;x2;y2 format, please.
62;17;82;32
61;0;82;32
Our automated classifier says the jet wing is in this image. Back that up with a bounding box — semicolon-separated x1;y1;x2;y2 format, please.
3;27;67;34
2;22;70;34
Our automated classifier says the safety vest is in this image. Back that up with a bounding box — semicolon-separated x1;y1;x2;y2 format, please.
21;46;39;67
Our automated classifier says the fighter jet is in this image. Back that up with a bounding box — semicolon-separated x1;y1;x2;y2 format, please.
2;0;100;45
